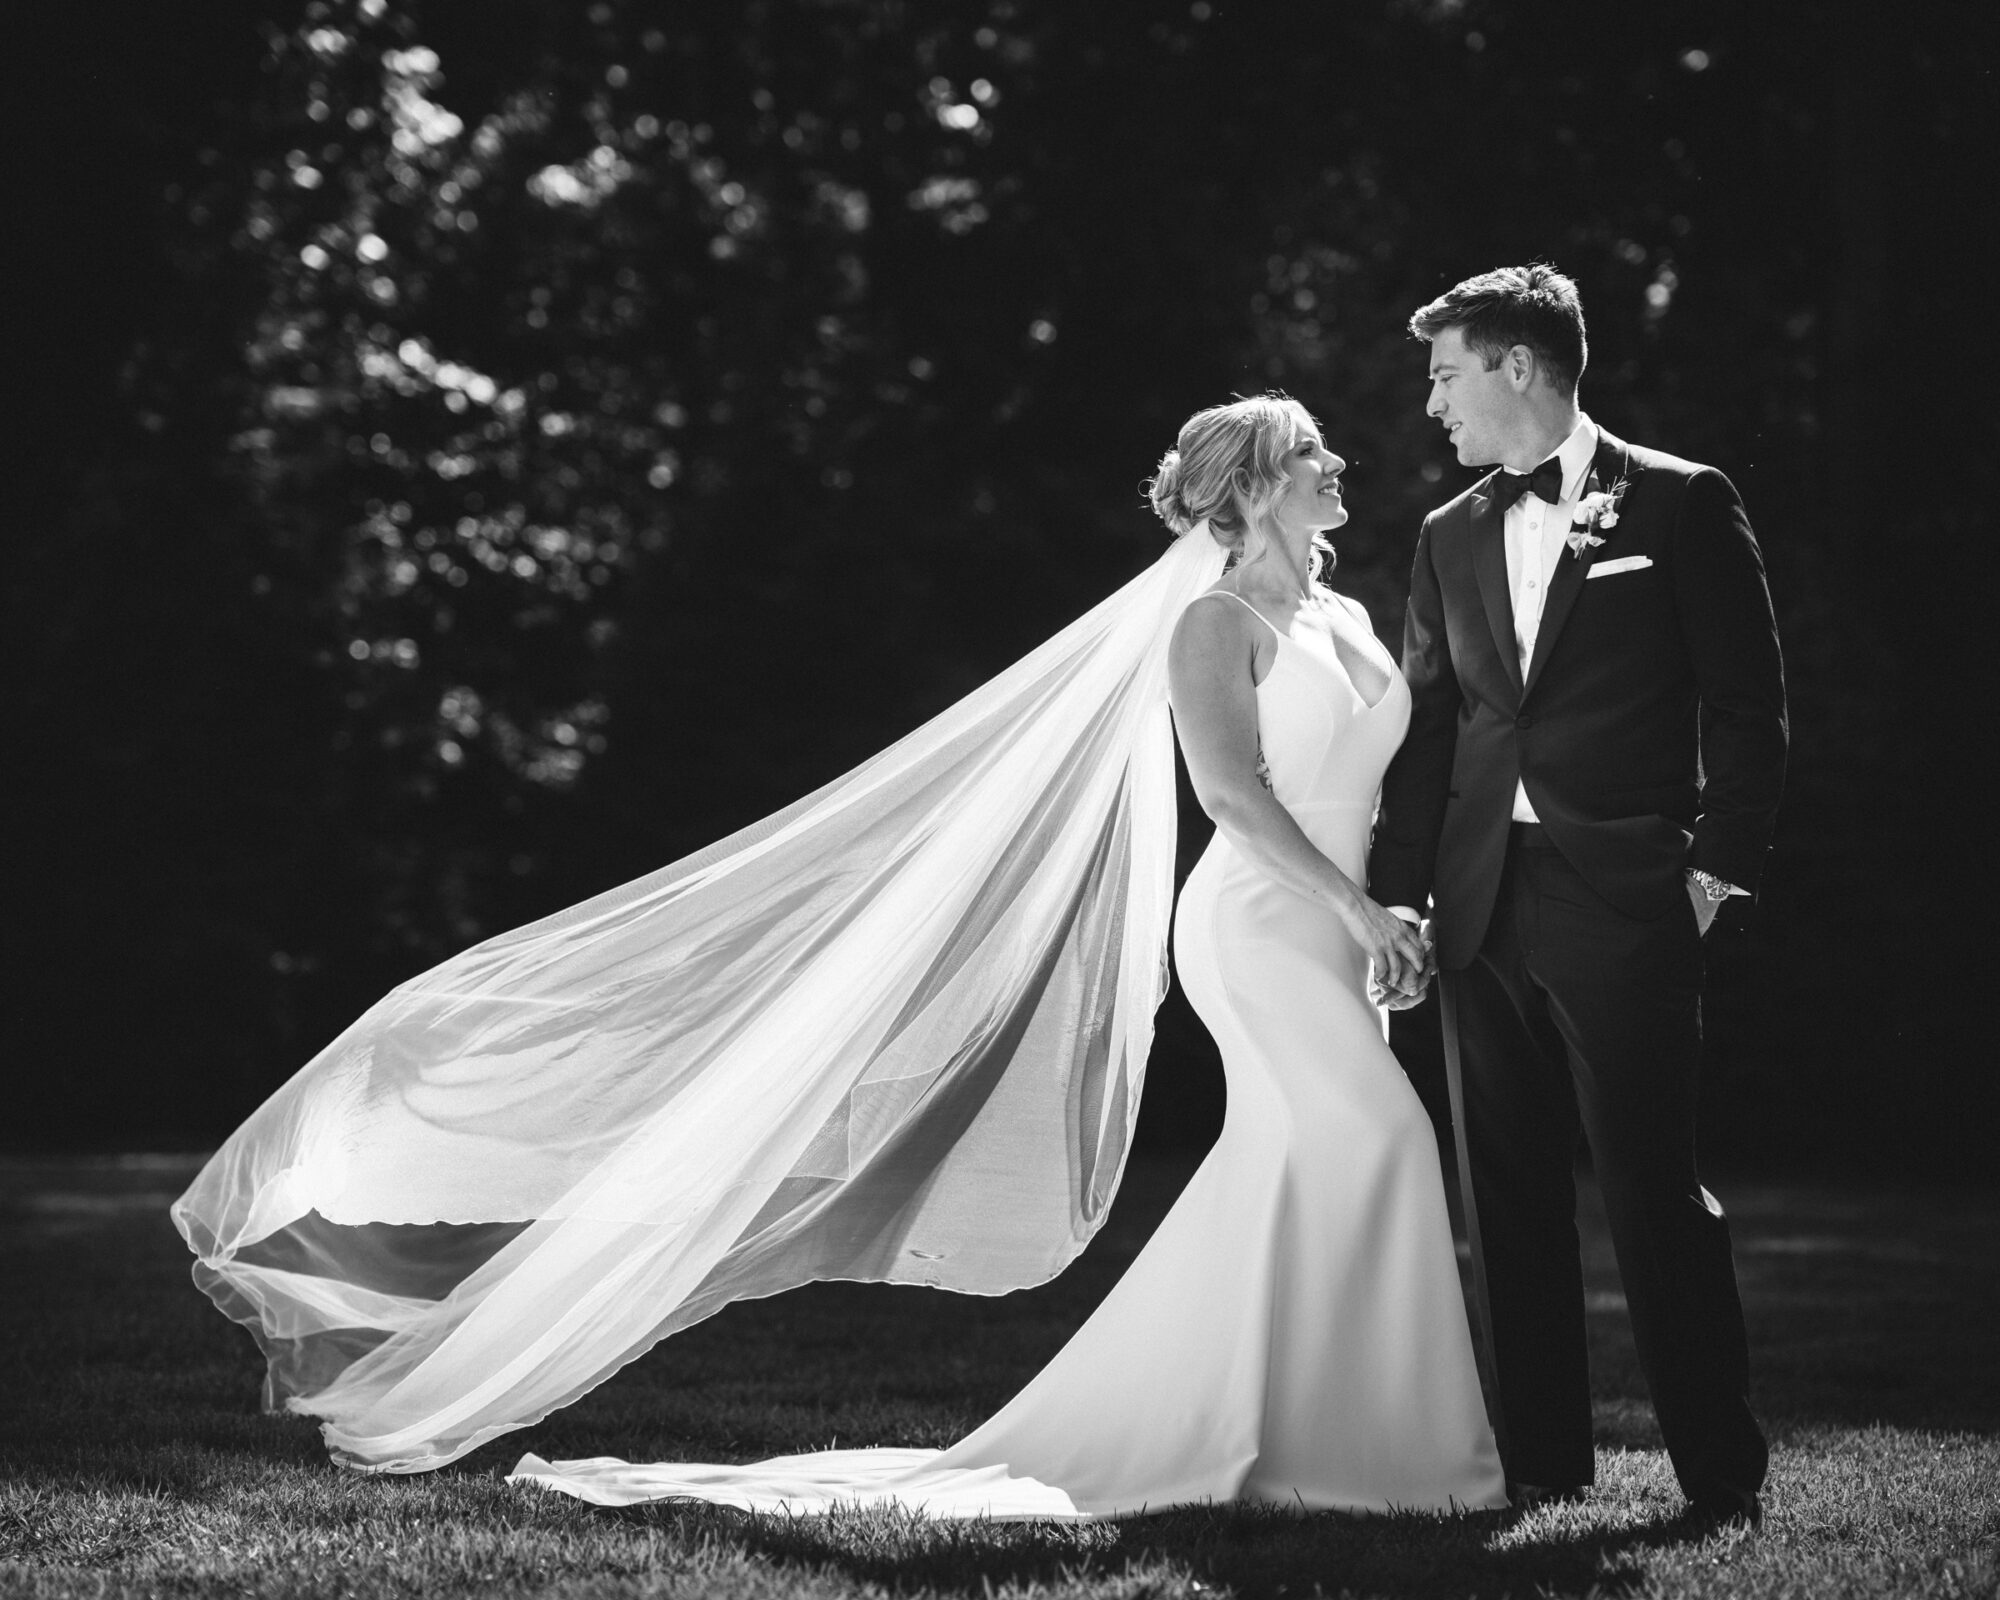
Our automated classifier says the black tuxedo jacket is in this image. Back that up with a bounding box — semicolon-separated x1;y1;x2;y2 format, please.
1367;426;1788;971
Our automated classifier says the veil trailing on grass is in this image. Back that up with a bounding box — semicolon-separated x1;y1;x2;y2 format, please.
173;524;1228;1473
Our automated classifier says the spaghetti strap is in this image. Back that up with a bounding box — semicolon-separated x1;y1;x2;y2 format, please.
1188;588;1283;640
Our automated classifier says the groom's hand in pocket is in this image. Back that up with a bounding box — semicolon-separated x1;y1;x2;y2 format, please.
1686;876;1722;937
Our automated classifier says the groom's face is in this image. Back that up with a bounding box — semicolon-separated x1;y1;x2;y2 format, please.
1425;327;1520;469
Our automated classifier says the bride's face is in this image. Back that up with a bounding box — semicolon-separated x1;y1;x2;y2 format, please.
1266;426;1348;538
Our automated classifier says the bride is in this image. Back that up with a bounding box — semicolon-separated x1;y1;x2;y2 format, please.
174;394;1506;1518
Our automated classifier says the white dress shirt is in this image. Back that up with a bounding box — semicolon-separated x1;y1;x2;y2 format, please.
1504;415;1599;823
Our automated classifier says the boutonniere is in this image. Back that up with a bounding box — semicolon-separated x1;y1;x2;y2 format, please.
1566;472;1629;559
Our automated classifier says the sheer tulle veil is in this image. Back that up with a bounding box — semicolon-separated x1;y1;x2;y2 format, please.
173;523;1230;1472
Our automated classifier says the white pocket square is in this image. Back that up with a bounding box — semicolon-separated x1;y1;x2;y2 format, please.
1587;555;1653;578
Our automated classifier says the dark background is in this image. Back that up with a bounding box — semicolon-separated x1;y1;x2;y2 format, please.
10;0;1994;1175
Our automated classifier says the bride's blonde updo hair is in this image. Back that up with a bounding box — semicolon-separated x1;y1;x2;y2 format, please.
1144;392;1332;579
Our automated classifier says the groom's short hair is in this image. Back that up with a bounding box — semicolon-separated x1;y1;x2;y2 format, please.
1410;264;1588;398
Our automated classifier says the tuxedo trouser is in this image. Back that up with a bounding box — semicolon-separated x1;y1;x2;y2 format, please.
1440;827;1767;1503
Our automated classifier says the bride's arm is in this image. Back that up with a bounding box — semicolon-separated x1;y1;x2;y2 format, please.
1167;602;1427;994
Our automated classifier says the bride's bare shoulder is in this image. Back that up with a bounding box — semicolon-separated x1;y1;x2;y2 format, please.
1175;584;1259;641
1171;586;1273;697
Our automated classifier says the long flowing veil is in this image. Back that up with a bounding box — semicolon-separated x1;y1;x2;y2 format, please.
172;526;1228;1473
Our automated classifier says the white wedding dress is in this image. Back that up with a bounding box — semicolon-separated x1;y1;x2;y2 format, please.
511;588;1505;1517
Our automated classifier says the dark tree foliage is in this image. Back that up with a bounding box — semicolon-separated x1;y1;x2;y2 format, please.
12;0;1994;1172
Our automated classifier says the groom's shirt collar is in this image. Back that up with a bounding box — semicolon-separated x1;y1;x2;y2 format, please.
1546;413;1598;502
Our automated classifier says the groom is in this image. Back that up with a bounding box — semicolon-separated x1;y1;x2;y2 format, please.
1367;264;1786;1525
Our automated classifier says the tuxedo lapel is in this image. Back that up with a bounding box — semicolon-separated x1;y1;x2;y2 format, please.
1467;483;1521;699
1522;430;1635;700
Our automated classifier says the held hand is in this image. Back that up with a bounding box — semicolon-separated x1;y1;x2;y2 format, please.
1687;876;1720;937
1349;896;1430;1000
1374;978;1432;1011
1367;962;1433;1009
1366;909;1435;1009
1376;918;1439;1009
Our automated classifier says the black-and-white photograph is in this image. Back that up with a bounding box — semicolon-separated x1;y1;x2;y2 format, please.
7;2;1994;1595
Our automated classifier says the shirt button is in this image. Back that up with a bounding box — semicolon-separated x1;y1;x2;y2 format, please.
1527;578;1538;589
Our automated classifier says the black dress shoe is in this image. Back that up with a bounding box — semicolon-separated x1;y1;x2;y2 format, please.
1507;1480;1589;1508
1684;1490;1763;1531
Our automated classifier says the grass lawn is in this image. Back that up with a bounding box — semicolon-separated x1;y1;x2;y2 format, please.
1;1151;1994;1598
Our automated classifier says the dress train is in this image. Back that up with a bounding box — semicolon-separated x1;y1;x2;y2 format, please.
511;591;1505;1517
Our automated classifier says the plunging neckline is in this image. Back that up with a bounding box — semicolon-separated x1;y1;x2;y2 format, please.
1263;627;1394;713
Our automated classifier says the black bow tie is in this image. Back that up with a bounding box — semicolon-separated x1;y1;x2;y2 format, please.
1492;457;1566;512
